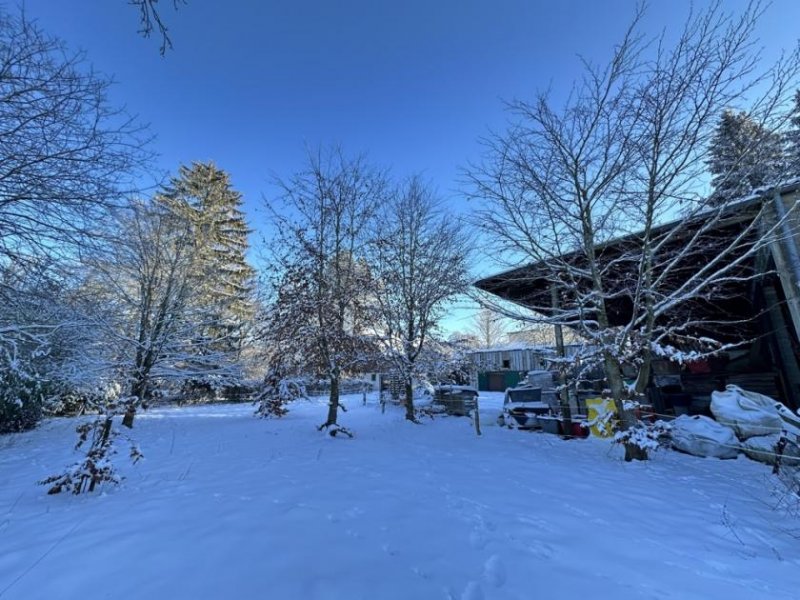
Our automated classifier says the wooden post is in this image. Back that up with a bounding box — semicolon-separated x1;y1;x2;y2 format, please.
551;284;573;433
766;190;800;408
770;190;800;345
764;285;800;408
473;398;482;436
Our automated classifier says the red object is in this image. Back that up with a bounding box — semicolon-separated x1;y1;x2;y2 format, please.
570;422;589;438
686;359;711;374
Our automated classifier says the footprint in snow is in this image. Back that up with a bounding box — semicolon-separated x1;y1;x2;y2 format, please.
516;515;554;533
526;539;555;559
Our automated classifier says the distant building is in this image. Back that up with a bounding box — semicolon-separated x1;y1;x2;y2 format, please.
468;344;550;391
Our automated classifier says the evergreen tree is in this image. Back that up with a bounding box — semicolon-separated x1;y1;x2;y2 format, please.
707;109;784;205
159;162;256;378
785;90;800;178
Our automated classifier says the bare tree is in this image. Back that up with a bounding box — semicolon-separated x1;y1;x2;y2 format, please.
469;8;643;449
130;0;186;55
0;7;151;267
43;200;210;494
470;308;509;348
0;7;151;432
469;1;800;459
371;177;471;421
264;147;388;437
83;200;240;426
622;0;800;399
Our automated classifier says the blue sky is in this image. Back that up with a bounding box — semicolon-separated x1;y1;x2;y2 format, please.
21;0;800;333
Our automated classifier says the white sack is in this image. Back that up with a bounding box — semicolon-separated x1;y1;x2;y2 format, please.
671;414;740;459
710;385;782;440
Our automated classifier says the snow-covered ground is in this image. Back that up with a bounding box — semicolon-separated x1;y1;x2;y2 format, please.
1;392;799;600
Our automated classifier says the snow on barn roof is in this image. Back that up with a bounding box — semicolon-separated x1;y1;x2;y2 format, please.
473;181;800;343
476;180;800;295
469;342;553;353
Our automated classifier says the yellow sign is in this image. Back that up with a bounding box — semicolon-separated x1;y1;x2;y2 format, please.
585;397;617;438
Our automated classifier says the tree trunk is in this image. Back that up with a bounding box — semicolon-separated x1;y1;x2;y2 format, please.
635;355;653;396
604;352;630;423
87;416;113;493
604;350;646;461
121;405;136;429
551;285;573;434
324;371;340;427
404;378;416;422
585;218;640;457
635;294;656;395
125;377;147;429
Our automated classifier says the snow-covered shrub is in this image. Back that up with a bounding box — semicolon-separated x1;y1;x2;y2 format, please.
177;376;228;404
220;381;258;403
177;370;249;405
40;413;143;494
773;435;800;496
254;368;307;418
614;420;672;456
43;383;119;417
0;366;43;433
43;389;88;417
414;379;435;401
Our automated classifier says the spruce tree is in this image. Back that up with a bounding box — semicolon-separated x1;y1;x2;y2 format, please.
159;162;255;378
707;109;784;205
785;90;800;179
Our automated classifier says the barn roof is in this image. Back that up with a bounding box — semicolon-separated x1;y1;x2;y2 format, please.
474;183;800;343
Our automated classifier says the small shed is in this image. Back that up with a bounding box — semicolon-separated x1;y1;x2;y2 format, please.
468;344;550;391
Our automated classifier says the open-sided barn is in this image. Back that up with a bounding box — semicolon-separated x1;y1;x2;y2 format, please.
475;183;800;413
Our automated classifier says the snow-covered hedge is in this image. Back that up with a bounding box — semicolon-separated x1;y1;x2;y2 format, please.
614;420;672;455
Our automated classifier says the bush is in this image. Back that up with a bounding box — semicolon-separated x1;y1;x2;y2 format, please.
0;369;43;433
178;375;255;405
613;420;672;460
254;368;307;418
40;414;143;495
220;382;258;403
43;384;117;417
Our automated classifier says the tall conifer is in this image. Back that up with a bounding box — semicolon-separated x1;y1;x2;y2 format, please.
159;162;255;364
707;109;784;204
